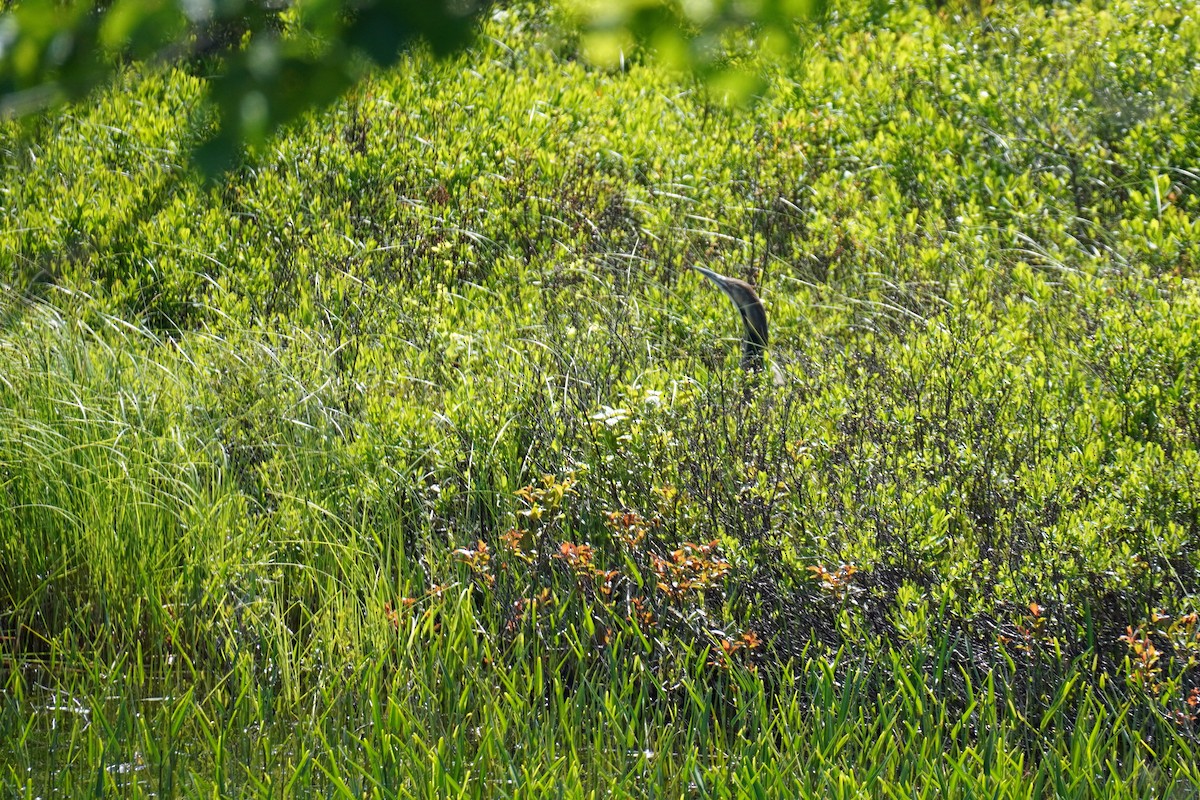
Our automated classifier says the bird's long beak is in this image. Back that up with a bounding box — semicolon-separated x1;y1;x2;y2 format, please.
692;265;737;302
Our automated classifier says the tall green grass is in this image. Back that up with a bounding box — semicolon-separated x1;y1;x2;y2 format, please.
3;0;1200;795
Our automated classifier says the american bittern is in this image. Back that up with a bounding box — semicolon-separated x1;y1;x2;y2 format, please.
692;265;769;373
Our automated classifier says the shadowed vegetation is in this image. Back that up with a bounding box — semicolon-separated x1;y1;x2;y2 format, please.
3;0;1200;795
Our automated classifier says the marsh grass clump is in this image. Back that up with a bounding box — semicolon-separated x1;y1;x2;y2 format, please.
4;0;1200;795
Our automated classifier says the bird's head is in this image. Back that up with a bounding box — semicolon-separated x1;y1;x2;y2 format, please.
692;265;768;371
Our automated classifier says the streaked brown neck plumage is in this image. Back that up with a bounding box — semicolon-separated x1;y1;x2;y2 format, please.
692;265;769;373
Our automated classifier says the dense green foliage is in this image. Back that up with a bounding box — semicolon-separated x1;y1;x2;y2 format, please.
0;0;486;172
3;0;1200;795
0;0;821;171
